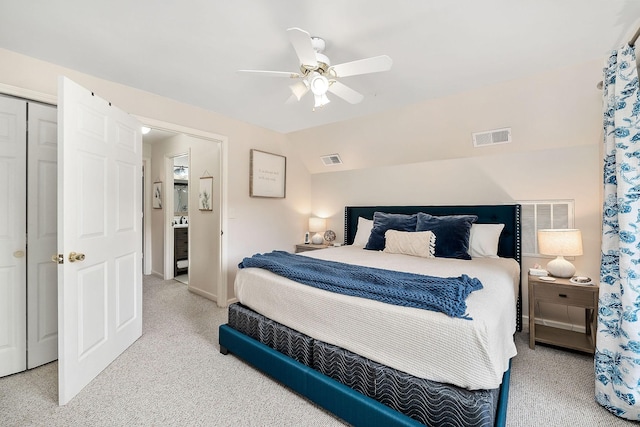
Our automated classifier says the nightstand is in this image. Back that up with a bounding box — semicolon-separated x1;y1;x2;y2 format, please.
295;243;329;253
528;274;599;354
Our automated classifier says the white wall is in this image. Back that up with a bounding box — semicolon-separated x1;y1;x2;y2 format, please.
0;47;312;304
293;59;604;328
288;60;602;173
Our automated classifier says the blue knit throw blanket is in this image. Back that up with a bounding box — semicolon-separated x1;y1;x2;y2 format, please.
238;251;482;319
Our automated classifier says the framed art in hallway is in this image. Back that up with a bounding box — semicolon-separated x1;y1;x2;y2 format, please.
153;182;162;209
249;149;286;198
199;176;213;211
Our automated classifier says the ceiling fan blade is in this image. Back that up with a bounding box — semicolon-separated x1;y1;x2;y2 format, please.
238;70;302;78
331;55;392;78
286;27;318;68
328;81;364;104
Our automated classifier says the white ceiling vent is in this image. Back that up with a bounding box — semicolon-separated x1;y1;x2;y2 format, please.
321;153;343;166
472;127;512;147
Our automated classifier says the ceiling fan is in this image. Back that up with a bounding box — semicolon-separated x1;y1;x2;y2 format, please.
239;27;392;109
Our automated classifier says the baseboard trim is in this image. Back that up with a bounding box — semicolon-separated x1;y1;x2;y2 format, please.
188;286;217;302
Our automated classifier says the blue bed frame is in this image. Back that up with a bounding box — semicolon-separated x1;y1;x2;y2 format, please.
219;325;511;427
219;204;521;426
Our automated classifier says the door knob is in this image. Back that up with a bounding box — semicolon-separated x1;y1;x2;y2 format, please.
13;250;25;258
69;252;86;263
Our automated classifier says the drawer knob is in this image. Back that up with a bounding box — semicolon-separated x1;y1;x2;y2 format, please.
558;293;567;298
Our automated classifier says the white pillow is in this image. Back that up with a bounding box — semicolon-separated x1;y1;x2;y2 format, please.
469;223;504;258
352;217;374;246
383;230;436;258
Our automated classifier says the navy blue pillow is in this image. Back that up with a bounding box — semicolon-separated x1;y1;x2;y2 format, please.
415;213;478;260
365;212;418;251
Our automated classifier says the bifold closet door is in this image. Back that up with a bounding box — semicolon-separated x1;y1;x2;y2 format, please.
27;102;58;369
0;96;27;377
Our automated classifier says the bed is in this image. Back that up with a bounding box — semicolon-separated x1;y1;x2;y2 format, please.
219;204;522;427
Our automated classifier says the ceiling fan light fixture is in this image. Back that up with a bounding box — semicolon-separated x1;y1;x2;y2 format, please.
290;81;309;101
309;73;329;96
314;93;330;108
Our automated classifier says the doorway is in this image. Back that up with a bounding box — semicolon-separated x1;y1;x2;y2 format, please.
143;128;226;304
172;154;189;285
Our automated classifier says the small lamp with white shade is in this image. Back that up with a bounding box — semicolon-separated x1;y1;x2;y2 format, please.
308;217;326;244
537;229;583;278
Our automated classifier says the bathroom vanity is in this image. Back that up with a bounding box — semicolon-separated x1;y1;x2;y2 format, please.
174;226;188;276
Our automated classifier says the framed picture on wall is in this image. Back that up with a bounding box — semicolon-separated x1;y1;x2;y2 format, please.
153;182;162;209
250;149;286;198
199;176;213;211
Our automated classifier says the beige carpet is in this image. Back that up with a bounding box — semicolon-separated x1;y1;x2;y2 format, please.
0;275;634;426
174;274;188;285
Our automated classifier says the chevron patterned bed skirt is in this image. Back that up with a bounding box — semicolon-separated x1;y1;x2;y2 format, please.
227;302;502;427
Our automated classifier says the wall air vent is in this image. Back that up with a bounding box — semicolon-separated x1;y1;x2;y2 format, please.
320;153;343;166
472;127;512;147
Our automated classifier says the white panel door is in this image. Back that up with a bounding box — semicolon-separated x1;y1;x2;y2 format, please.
27;102;59;369
58;77;142;405
0;96;26;378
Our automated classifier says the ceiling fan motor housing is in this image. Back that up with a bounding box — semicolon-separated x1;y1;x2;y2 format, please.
300;37;330;74
311;36;325;52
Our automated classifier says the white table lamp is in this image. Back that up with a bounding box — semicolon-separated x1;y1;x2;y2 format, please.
537;229;583;278
308;217;326;244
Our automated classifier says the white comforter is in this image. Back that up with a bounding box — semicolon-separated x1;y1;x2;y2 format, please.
234;245;520;390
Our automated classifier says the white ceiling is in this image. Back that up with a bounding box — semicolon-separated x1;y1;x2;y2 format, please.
1;1;639;134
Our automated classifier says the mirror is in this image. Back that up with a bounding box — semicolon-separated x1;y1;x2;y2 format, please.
174;181;188;214
174;155;188;215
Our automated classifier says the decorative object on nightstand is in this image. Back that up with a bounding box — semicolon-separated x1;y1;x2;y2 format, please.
528;274;598;354
308;217;326;244
537;229;583;278
570;276;593;285
528;266;548;276
324;229;336;244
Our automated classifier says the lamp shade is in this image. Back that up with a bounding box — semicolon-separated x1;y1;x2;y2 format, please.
537;229;583;278
308;217;326;232
537;229;583;256
309;217;326;244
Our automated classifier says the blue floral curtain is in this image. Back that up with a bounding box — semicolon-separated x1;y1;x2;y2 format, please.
598;44;640;420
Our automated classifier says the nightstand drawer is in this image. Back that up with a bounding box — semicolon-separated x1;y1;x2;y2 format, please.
534;282;595;307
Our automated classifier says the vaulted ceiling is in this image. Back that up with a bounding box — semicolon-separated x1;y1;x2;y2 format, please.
1;1;639;134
